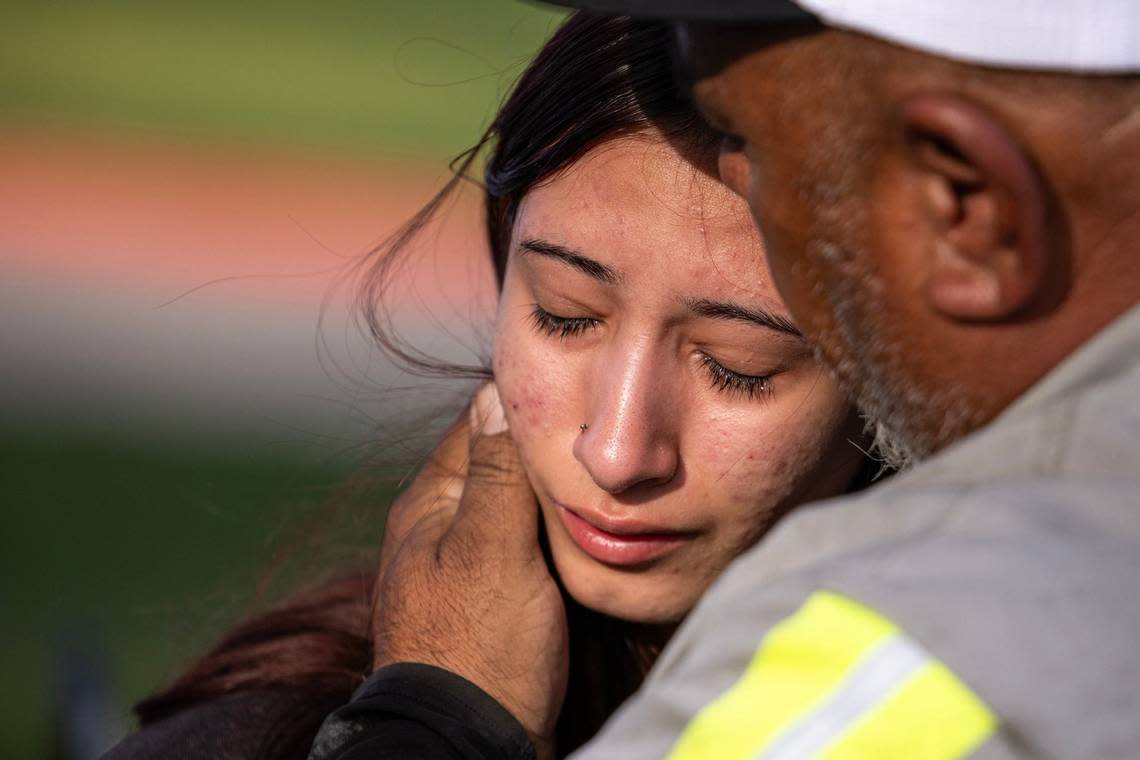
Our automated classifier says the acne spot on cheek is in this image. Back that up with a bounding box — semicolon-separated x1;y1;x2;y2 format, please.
771;456;791;478
502;374;547;430
520;385;547;429
727;444;782;480
496;344;555;431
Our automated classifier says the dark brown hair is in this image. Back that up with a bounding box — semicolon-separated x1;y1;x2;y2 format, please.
136;13;720;760
357;12;709;379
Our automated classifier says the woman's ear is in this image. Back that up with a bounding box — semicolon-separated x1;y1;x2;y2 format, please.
901;94;1048;321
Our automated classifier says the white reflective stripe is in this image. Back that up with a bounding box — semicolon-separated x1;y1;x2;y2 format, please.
754;633;930;760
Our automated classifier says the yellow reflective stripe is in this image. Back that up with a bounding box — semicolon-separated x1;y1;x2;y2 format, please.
665;591;997;760
755;633;929;760
818;659;996;760
665;591;897;760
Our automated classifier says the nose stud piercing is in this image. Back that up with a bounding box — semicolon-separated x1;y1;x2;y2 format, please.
579;423;589;433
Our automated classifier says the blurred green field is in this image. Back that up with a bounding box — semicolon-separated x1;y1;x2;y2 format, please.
1;2;565;756
0;431;398;759
0;0;567;157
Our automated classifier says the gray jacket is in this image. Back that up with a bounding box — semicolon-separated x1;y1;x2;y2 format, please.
574;303;1140;760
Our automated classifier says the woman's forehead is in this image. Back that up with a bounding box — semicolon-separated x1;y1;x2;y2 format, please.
532;136;729;208
513;137;778;299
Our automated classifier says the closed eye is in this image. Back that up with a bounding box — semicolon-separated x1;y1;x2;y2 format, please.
529;304;600;340
699;352;772;401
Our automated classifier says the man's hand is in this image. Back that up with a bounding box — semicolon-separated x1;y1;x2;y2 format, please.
371;384;568;760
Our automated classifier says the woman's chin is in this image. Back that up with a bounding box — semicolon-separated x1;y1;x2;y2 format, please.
557;559;694;624
576;592;688;624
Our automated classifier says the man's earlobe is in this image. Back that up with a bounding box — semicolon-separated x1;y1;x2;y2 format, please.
902;94;1048;321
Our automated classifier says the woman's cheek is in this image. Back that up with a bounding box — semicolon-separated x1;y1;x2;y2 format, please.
705;422;779;491
493;329;567;443
691;411;805;522
711;383;855;533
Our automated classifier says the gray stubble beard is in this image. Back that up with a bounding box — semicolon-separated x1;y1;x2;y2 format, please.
807;235;986;471
783;74;989;470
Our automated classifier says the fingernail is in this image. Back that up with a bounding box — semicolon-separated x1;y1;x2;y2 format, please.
472;382;508;435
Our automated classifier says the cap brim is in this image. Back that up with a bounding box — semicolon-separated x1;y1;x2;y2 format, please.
543;0;814;22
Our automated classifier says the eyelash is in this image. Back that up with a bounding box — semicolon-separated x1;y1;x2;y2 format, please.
529;305;600;340
699;353;773;401
529;305;773;402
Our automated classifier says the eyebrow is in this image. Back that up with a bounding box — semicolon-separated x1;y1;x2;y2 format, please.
518;239;620;285
685;297;803;338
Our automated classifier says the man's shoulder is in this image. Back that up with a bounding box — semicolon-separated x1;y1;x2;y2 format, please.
588;474;1140;760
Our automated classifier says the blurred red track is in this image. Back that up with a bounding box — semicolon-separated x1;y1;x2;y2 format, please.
0;127;491;307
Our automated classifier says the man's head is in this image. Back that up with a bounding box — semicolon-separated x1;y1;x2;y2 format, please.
554;2;1140;463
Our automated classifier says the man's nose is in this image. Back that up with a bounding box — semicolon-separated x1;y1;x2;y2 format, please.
718;134;751;198
573;342;680;495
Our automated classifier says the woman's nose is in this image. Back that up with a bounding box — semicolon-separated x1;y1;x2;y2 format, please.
573;347;679;495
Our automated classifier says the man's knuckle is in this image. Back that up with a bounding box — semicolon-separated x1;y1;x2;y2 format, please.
467;456;521;487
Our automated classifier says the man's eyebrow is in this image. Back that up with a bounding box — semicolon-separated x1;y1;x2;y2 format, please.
685;297;803;338
518;239;620;285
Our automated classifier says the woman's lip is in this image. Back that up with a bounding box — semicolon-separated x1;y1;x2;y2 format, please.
555;504;695;567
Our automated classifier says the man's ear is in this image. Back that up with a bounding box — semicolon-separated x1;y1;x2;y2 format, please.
901;94;1048;321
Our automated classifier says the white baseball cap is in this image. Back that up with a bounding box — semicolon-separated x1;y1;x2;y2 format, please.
549;0;1140;73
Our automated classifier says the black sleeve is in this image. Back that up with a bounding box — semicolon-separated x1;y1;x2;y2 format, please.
102;691;309;760
309;663;536;760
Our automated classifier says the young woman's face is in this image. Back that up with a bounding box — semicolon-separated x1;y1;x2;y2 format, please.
492;136;864;624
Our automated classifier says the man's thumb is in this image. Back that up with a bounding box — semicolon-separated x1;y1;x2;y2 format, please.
452;383;539;557
469;381;509;440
